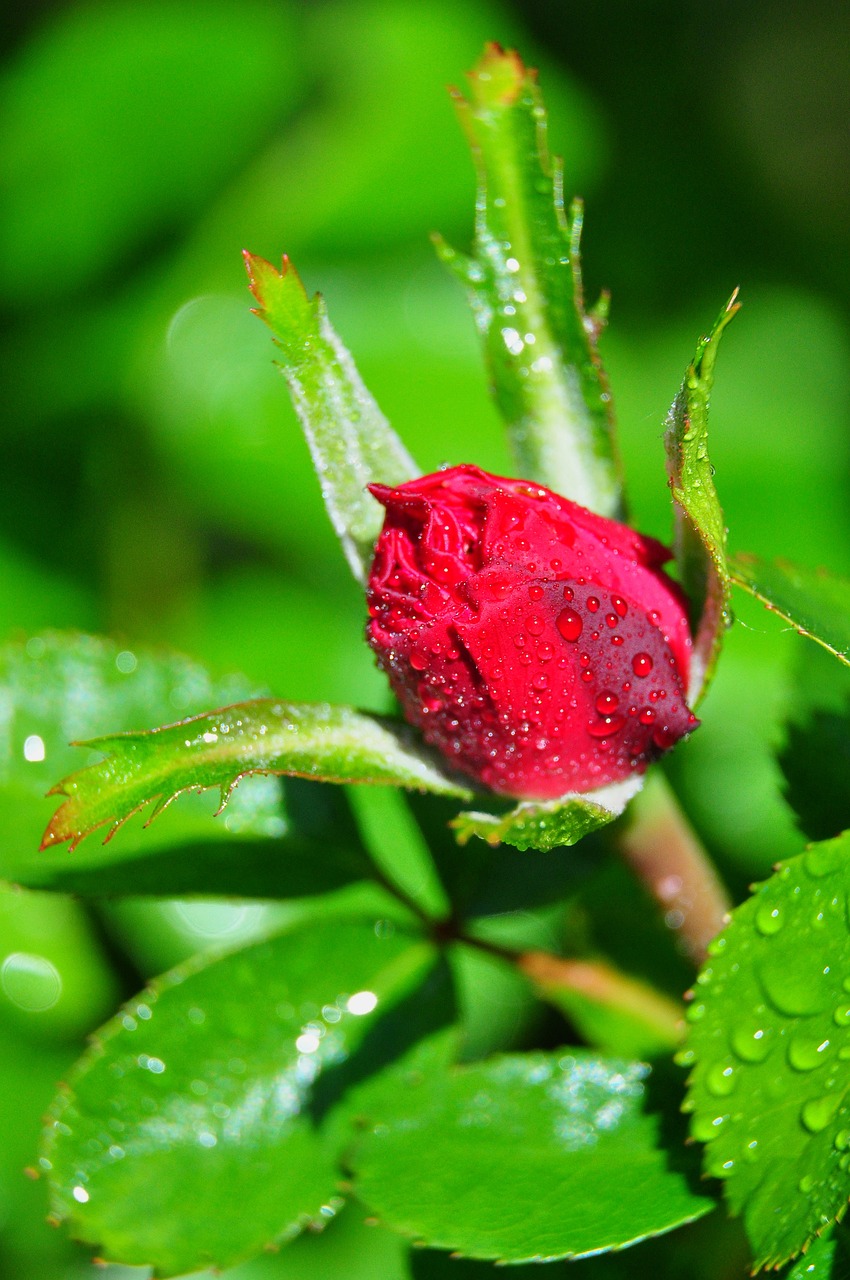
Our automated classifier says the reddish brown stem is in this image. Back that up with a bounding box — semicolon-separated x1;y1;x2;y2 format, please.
616;772;731;964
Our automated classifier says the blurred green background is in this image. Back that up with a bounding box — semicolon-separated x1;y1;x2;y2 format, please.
0;0;849;1275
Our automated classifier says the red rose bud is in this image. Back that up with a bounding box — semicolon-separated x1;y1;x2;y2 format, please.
366;465;698;800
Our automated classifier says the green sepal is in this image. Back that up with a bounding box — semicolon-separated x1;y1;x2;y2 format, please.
452;775;642;851
245;251;418;582
438;43;622;516
664;293;739;702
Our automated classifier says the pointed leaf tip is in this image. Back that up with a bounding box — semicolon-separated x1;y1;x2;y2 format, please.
243;245;417;581
442;42;622;516
41;699;472;853
468;42;528;105
664;293;738;703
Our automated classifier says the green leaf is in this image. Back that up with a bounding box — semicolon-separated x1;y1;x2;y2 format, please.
350;1046;714;1262
43;698;473;854
438;43;621;517
682;832;850;1269
0;633;373;899
784;1227;842;1279
43;917;439;1275
778;648;850;843
730;553;850;668
245;251;418;582
664;294;738;702
452;775;642;851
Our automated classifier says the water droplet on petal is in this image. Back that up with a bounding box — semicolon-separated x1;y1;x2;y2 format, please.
612;596;628;618
587;715;626;739
595;691;619;714
632;653;653;677
556;608;583;642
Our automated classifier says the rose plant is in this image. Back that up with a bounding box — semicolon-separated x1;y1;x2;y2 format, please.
3;40;850;1280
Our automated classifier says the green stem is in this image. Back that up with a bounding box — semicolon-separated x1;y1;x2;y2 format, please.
616;772;731;964
463;932;683;1051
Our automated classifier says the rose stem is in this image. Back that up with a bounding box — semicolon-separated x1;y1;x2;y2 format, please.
615;771;731;965
463;933;683;1049
518;950;683;1048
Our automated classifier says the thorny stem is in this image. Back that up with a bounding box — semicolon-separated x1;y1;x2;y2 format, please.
616;771;731;965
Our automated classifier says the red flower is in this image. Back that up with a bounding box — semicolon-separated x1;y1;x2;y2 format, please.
366;465;697;800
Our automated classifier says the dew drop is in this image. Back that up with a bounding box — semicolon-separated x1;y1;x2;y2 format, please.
595;692;619;715
526;615;545;637
531;673;549;692
691;1113;726;1143
556;608;583;642
587;596;599;613
587;715;626;739
801;1093;841;1134
755;902;784;936
612;596;628;618
528;584;544;601
652;725;679;750
562;585;574;602
834;1005;850;1027
834;1128;850;1151
760;956;831;1016
632;653;653;678
798;1174;815;1194
788;1035;831;1072
805;845;839;878
731;1025;771;1063
410;651;428;672
638;708;656;725
706;1063;737;1097
580;670;594;683
537;642;554;662
611;635;624;646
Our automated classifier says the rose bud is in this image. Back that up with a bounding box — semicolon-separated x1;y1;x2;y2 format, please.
366;465;697;801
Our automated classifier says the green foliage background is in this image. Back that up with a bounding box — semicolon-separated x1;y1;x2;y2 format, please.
1;1;849;1276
